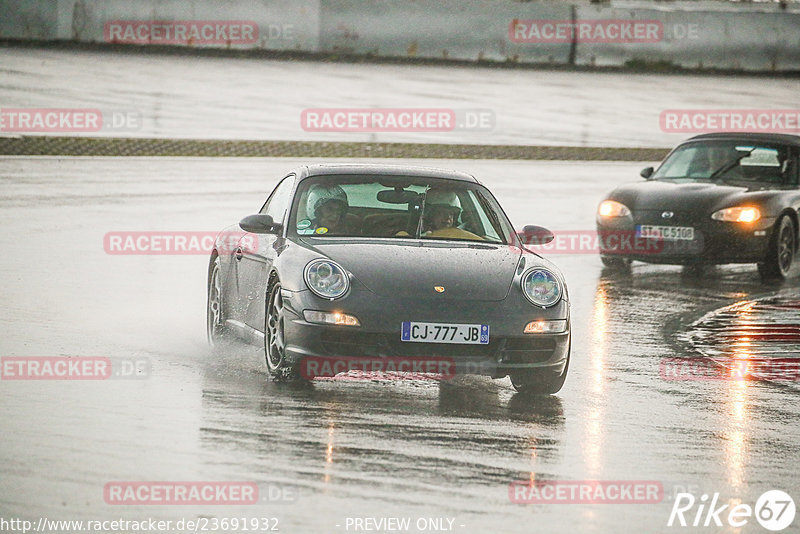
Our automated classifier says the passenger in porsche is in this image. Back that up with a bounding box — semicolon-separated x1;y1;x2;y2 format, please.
306;184;351;234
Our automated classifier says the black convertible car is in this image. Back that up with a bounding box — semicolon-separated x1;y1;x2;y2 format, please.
207;164;571;394
597;133;800;280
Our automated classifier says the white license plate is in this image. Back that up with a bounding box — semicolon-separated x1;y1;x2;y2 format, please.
636;225;694;241
401;322;489;344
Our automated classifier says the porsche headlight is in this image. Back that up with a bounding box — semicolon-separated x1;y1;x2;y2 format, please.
598;200;631;218
522;269;562;307
711;206;761;223
304;259;349;299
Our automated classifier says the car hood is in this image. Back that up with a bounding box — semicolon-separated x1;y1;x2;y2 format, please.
609;179;783;214
299;238;520;301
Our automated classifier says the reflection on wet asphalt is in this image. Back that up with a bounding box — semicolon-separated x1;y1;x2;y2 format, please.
686;297;800;384
1;157;799;532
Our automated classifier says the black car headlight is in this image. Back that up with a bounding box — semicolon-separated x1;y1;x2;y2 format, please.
304;259;349;300
711;206;761;223
597;200;631;218
521;269;562;308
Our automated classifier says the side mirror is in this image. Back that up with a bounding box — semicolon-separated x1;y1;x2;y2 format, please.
640;166;654;179
517;225;554;245
239;214;279;234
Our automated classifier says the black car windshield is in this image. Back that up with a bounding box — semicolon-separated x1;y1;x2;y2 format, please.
651;141;795;184
289;175;514;243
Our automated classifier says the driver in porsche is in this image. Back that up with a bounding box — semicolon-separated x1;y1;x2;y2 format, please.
419;189;482;240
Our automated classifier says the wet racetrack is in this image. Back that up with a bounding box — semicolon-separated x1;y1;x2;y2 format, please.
1;156;799;533
2;46;800;533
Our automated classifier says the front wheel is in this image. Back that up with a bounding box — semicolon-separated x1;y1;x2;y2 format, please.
510;349;570;395
264;281;300;381
600;255;631;270
758;215;796;281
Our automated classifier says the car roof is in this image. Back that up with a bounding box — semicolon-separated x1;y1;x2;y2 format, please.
298;163;479;183
686;132;800;147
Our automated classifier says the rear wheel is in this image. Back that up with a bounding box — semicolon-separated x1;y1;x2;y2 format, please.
206;256;228;347
758;215;796;281
264;281;301;381
510;348;570;395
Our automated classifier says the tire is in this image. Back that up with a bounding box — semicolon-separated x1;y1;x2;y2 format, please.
681;263;709;277
600;255;631;270
206;256;228;347
510;347;570;395
264;281;301;381
758;215;796;281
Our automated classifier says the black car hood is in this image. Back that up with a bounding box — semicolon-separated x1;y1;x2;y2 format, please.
299;238;520;301
611;179;783;213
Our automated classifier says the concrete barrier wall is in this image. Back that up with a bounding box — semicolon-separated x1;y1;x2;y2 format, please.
0;0;321;50
318;0;573;64
0;0;58;39
573;6;800;70
0;0;798;71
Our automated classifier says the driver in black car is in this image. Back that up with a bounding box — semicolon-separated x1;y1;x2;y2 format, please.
691;146;744;179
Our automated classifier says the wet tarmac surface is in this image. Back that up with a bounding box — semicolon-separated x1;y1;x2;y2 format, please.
1;156;799;532
2;46;799;148
686;297;800;383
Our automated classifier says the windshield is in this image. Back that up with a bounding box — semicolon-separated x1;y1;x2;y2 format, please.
651;141;795;184
290;175;514;244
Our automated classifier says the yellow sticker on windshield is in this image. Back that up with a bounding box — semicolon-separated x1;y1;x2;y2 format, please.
315;227;328;234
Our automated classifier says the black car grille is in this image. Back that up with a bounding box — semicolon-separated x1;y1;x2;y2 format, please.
634;210;698;226
318;331;382;356
632;211;706;255
501;338;557;364
318;330;554;362
382;338;499;358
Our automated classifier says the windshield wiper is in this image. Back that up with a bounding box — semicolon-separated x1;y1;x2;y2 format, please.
419;240;495;248
709;149;754;180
